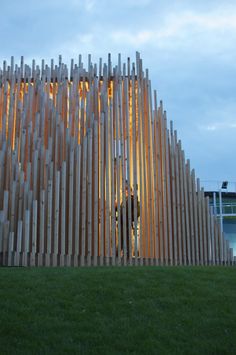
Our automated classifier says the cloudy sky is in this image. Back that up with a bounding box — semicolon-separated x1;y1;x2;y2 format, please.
1;0;236;190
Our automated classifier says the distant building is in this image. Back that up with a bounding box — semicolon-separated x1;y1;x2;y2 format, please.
204;181;236;256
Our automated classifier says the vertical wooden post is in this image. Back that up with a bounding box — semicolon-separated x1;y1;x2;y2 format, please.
39;190;45;266
109;100;116;266
179;143;187;265
192;170;199;265
60;162;66;266
30;200;37;266
87;129;93;266
23;210;30;267
81;135;87;266
93;121;99;266
46;180;52;266
197;179;203;265
68;143;74;265
182;154;191;265
74;145;81;266
186;161;195;266
210;206;215;265
53;171;60;266
170;122;177;265
15;221;22;266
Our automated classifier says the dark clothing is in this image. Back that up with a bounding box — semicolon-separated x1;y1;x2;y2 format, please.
119;194;140;257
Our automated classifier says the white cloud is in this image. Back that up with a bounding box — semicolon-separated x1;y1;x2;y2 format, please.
80;33;94;44
199;121;236;131
158;10;236;38
204;125;217;131
111;30;152;45
84;0;95;12
110;7;236;51
57;0;95;11
125;0;151;7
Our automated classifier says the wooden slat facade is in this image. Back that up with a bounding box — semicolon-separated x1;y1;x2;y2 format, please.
0;53;235;266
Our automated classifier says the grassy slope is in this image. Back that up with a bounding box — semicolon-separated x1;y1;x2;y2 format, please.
0;267;236;355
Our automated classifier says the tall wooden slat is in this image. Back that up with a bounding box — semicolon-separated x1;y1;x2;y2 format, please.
115;91;122;265
210;206;215;265
165;122;173;265
131;73;139;265
186;161;195;266
30;200;37;266
170;122;177;265
118;81;127;265
46;180;52;266
192;170;199;265
197;179;203;265
74;145;81;266
15;220;22;266
109;100;116;266
124;77;133;263
60;161;66;266
8;232;14;266
93;121;99;266
201;189;207;265
182;154;191;265
146;76;154;263
105;108;110;265
81;135;87;266
23;210;30;267
39;190;45;266
68;143;74;264
87;129;93;266
157;110;164;265
178;143;186;265
53;171;60;266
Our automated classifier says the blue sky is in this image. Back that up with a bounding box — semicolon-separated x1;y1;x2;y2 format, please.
1;0;236;189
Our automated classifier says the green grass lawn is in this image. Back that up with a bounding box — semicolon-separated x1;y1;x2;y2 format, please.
0;266;236;355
